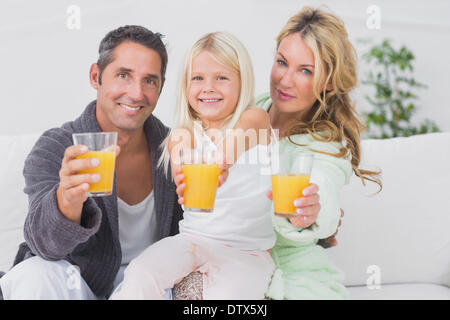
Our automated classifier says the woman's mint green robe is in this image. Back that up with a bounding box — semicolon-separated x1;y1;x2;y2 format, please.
256;94;352;300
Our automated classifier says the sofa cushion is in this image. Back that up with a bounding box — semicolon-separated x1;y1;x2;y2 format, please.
348;283;450;300
0;134;40;272
328;132;450;287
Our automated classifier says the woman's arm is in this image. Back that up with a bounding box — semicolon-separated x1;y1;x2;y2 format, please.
268;184;344;248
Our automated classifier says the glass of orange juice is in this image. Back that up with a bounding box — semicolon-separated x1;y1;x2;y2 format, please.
72;132;117;197
180;148;221;212
271;153;313;217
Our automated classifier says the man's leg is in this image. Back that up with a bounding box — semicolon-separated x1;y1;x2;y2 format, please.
0;256;97;300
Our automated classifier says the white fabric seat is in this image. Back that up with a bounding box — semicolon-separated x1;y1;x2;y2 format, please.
348;283;450;300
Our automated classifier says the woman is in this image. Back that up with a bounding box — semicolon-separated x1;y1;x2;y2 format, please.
255;6;381;299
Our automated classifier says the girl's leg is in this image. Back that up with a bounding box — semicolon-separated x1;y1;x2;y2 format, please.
110;234;204;300
201;248;275;300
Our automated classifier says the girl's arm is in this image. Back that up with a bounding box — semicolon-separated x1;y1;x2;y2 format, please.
216;107;271;167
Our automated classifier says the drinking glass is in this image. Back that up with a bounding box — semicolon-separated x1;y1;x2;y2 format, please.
72;132;117;197
180;148;221;212
271;152;314;217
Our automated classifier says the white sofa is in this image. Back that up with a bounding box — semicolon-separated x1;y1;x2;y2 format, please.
1;132;449;299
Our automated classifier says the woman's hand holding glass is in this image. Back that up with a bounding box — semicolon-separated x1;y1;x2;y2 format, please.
267;183;320;228
267;185;344;248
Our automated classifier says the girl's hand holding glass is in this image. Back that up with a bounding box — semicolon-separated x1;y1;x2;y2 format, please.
174;157;229;206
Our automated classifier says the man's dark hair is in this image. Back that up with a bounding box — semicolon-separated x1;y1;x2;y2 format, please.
97;25;168;90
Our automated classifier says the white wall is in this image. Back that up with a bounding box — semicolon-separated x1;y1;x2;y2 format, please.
1;0;449;134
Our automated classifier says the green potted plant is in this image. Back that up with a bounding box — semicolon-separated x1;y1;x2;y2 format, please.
360;39;439;139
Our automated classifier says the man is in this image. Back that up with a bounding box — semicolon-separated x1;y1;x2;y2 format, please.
0;25;183;299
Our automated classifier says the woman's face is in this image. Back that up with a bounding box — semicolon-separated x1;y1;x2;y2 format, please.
188;50;241;129
270;32;319;119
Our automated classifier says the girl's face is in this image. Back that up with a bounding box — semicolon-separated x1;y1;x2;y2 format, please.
270;32;324;119
188;50;241;129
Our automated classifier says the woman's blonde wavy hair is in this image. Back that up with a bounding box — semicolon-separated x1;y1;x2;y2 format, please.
277;6;382;190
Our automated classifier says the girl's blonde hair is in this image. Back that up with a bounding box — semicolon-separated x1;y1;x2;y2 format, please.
278;6;382;190
159;31;255;174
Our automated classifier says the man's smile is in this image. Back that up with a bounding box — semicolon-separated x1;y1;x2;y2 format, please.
118;103;144;115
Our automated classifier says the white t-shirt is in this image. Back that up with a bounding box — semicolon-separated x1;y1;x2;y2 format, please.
113;191;158;287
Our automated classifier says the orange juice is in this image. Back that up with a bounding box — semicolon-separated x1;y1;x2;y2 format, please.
182;164;220;212
77;151;116;195
272;174;310;215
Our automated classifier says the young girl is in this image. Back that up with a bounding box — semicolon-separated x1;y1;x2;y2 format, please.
259;6;382;299
110;32;276;299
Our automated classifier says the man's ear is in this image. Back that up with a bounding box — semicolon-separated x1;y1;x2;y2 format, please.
89;63;100;89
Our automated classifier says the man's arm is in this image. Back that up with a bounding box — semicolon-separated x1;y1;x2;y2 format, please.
23;128;102;260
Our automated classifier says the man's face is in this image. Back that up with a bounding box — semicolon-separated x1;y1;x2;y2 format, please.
90;41;162;132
